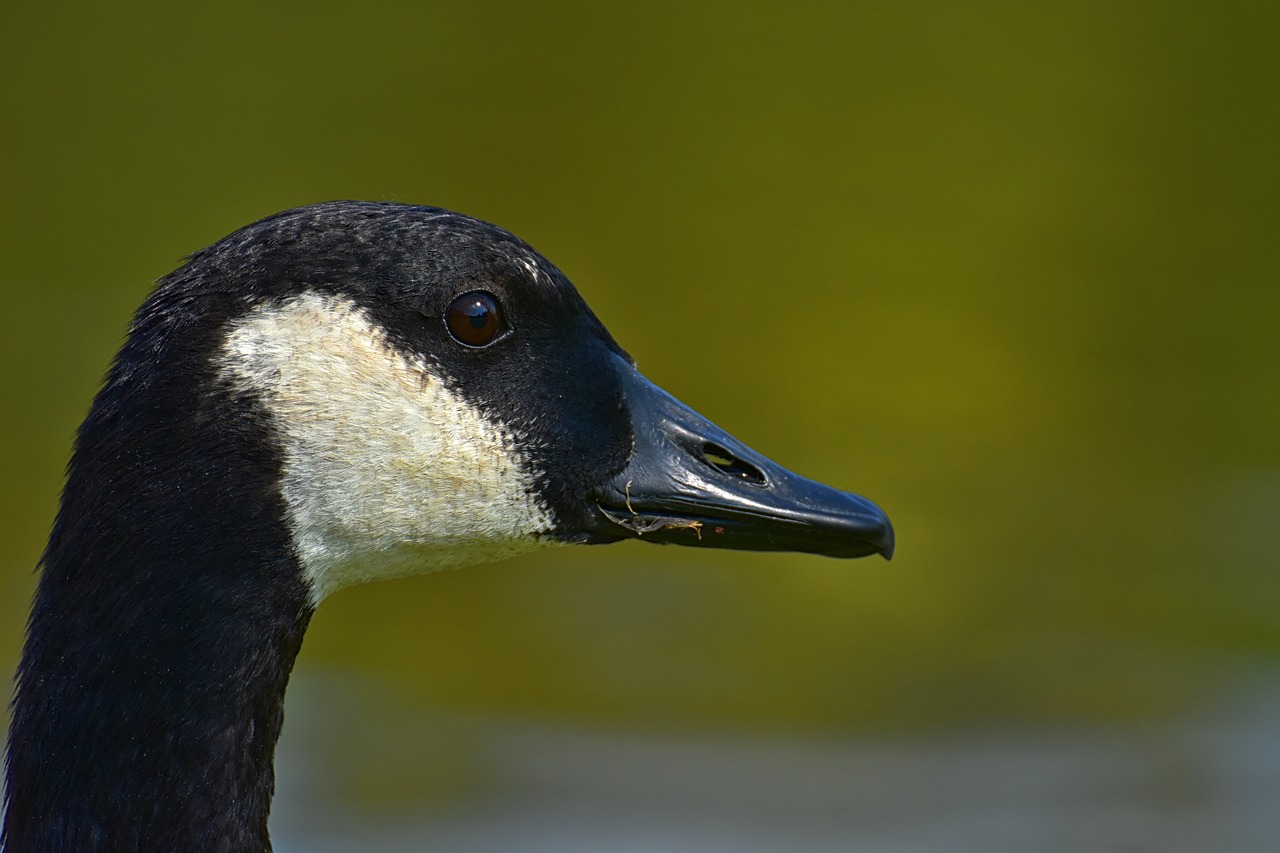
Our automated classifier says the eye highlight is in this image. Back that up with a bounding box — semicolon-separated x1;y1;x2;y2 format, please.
445;291;505;347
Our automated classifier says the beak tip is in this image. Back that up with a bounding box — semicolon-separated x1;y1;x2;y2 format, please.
878;517;895;561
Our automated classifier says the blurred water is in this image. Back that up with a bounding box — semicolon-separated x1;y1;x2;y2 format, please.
271;667;1280;852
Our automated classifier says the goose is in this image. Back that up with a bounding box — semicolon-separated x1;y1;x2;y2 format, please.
1;201;893;852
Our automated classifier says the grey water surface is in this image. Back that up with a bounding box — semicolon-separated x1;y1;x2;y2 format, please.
271;668;1280;853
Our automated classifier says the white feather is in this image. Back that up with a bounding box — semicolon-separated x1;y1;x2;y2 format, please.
219;291;558;603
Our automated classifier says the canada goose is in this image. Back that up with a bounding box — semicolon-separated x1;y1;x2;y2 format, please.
2;202;893;852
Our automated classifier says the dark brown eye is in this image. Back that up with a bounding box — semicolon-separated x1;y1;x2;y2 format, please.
445;291;504;347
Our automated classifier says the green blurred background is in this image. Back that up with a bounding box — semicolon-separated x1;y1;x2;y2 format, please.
3;0;1278;846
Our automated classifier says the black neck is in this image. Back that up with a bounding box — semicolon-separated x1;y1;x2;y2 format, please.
3;291;313;852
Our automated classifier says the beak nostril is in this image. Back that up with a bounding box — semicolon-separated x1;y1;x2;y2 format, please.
701;443;767;486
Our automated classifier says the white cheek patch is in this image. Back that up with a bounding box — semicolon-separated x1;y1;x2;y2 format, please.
219;291;559;603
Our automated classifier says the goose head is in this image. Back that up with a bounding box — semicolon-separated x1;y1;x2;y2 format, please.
209;202;892;599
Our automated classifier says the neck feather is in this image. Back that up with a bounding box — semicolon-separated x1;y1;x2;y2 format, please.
3;298;314;852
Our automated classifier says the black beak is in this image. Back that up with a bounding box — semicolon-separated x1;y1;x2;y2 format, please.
587;358;894;560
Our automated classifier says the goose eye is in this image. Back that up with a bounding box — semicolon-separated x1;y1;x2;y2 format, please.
445;291;504;347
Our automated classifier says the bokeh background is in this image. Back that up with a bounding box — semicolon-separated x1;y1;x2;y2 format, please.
3;2;1278;850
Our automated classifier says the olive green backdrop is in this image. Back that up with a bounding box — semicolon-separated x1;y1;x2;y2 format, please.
3;1;1276;745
